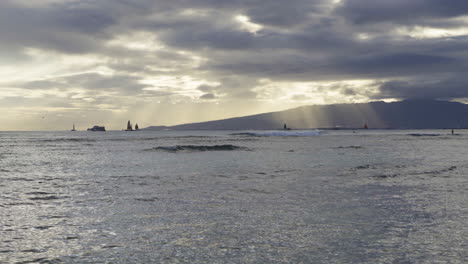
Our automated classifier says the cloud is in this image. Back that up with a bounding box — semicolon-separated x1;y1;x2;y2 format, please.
200;93;216;99
205;50;464;82
0;1;115;55
16;73;150;94
376;76;468;100
337;0;468;25
197;84;217;92
290;94;311;101
2;0;468;129
246;0;330;27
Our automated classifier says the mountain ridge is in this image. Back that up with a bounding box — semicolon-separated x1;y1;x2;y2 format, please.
144;100;468;130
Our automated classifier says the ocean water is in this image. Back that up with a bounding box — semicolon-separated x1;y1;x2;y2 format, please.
0;130;466;263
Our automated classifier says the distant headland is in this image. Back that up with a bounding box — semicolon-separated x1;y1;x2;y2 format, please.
144;100;468;130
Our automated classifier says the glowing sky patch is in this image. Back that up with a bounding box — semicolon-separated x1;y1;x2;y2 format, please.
235;15;263;34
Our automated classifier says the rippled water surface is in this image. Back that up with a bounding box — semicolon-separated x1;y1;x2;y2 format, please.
0;130;467;263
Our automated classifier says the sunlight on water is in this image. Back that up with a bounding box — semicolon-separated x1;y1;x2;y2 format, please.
0;130;466;263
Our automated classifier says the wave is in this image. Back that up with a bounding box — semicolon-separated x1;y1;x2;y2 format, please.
408;133;440;137
146;144;249;153
34;138;96;143
28;195;69;200
105;136;214;142
232;130;321;137
336;146;363;149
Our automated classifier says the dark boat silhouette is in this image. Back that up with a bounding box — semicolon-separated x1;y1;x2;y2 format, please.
87;126;106;131
125;120;133;131
124;120;140;131
71;123;76;131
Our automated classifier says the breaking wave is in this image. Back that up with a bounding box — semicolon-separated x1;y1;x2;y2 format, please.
232;130;321;137
145;144;249;153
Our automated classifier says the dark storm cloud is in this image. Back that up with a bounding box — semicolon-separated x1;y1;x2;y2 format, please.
337;0;468;25
3;0;468;102
246;0;330;27
0;1;116;54
205;51;465;81
0;0;325;54
0;0;162;55
376;76;468;100
163;28;255;50
331;52;463;78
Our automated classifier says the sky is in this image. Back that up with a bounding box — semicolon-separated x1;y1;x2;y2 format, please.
1;0;468;130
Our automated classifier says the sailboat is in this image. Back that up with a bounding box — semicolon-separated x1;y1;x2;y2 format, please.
135;123;139;131
71;123;76;131
125;120;133;131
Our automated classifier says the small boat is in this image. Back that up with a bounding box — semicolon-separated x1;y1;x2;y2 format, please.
363;123;368;129
87;126;106;131
71;123;76;131
125;120;133;131
135;123;139;131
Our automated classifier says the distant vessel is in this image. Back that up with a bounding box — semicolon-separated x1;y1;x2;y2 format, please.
87;126;106;131
363;123;368;129
124;120;140;131
125;120;133;131
71;123;76;131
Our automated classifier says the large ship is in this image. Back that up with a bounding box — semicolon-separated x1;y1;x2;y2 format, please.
87;125;106;131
